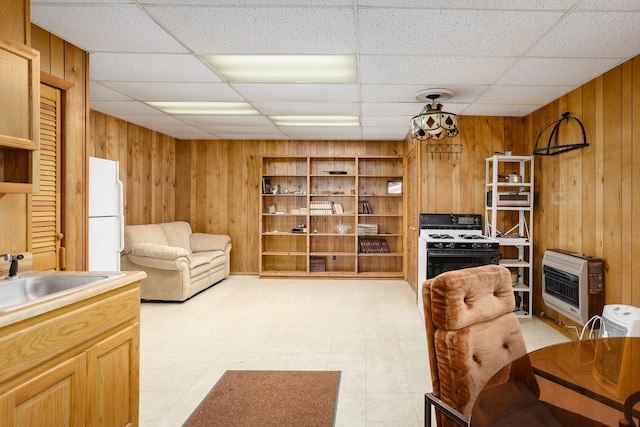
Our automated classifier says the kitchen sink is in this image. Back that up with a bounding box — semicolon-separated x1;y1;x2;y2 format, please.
0;273;125;313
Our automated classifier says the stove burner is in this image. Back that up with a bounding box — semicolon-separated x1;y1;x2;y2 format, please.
460;234;487;240
429;234;454;239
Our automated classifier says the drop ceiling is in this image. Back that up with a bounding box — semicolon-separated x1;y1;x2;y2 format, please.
31;0;640;141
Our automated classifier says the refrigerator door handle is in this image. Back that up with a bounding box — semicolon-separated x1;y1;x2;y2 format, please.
117;179;125;252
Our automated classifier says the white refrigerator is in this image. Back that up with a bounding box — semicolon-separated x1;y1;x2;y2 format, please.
88;157;124;271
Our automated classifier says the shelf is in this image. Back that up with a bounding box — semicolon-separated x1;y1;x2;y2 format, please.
486;155;534;319
262;251;307;256
499;259;530;267
498;238;530;246
260;155;404;278
358;252;403;257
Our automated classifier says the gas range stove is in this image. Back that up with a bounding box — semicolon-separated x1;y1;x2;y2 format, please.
425;230;499;250
417;213;501;318
419;213;499;247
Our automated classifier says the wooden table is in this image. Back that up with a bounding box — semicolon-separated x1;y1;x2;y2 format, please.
470;338;640;427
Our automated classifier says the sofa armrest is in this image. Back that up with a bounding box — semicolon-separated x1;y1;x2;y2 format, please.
125;243;190;271
190;233;231;252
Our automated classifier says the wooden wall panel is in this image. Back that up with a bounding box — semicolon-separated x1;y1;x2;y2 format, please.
175;139;403;275
526;57;640;319
89;112;177;228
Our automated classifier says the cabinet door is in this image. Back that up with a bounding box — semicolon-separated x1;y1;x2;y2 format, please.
86;324;139;427
1;354;86;426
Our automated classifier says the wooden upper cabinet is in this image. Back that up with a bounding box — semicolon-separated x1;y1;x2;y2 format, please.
0;35;40;193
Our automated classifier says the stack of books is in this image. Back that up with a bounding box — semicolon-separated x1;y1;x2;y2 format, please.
358;238;390;254
310;257;326;272
358;200;373;214
358;224;379;235
310;200;333;215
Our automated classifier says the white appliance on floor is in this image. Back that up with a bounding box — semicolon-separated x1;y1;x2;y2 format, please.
88;157;124;271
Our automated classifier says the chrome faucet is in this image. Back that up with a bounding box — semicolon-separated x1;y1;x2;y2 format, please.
4;254;24;279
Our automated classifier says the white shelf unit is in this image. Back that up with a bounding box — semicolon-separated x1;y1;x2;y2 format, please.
485;155;535;318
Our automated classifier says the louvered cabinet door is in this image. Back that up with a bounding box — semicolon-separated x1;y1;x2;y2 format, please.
32;83;62;271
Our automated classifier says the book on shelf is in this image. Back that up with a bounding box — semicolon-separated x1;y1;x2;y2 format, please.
358;200;373;214
262;177;271;194
333;203;344;214
310;257;326;272
358;224;378;235
310;200;334;215
358;238;390;254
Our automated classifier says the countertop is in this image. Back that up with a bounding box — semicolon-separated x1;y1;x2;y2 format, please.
0;270;146;328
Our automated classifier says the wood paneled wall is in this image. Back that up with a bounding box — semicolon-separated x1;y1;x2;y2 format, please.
175;140;404;274
90;112;177;225
92;51;640;314
417;57;640;322
30;25;88;271
527;58;640;313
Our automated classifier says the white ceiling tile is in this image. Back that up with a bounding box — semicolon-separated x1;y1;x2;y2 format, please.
31;4;185;53
113;114;188;127
359;0;578;9
147;6;356;54
362;116;411;127
528;12;640;58
90;53;221;82
90;82;131;101
176;115;275;127
362;127;408;141
462;103;541;117
497;57;622;86
359;9;563;56
578;0;640;11
253;102;360;115
90;100;163;116
359;55;518;85
475;85;577;105
198;126;287;137
361;84;488;103
232;83;360;102
102;82;242;102
148;125;218;139
282;127;363;139
362;102;464;116
31;1;640;140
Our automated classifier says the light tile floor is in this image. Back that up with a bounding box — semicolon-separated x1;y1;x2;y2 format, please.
139;275;570;427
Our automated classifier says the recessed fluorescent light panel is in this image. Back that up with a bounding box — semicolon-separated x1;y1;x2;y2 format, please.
147;101;259;115
203;55;357;83
270;116;359;127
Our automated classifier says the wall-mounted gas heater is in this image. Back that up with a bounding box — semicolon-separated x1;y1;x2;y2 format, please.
541;249;604;325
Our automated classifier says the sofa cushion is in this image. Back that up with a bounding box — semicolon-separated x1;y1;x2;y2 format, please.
190;255;211;278
196;250;226;268
159;221;193;253
191;233;230;252
123;224;169;254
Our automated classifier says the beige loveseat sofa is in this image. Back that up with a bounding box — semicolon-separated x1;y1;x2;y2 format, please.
120;221;231;301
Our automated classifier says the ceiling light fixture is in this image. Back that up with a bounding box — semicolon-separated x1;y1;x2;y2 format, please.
203;54;357;83
410;89;459;140
270;116;359;127
146;101;259;115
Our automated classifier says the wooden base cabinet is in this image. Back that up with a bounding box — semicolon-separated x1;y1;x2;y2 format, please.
0;280;141;426
260;156;404;278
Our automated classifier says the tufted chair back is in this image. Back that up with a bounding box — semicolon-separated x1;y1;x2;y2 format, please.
423;265;529;427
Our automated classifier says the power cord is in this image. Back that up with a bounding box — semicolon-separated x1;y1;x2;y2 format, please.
539;311;602;340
